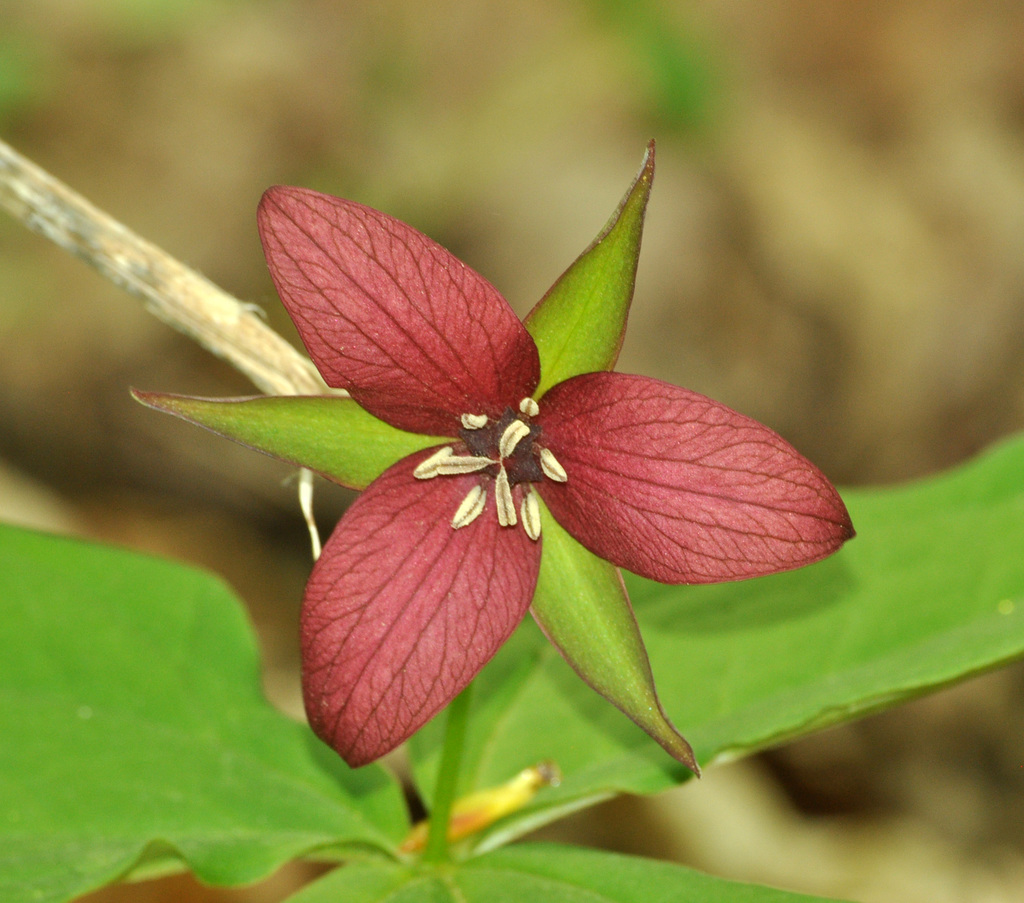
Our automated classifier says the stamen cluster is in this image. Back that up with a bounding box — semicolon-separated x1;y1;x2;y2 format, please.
412;396;567;540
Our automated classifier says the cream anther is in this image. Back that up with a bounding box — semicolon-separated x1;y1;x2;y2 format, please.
435;455;493;476
413;446;455;479
519;397;540;417
495;467;516;527
451;485;487;529
538;447;567;483
498;419;531;458
521;491;541;541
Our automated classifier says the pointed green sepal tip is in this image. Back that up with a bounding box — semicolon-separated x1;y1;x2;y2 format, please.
132;390;445;491
529;498;700;776
525;140;656;398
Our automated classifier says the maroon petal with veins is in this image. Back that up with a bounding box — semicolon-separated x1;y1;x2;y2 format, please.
536;372;854;584
301;448;541;767
258;187;540;436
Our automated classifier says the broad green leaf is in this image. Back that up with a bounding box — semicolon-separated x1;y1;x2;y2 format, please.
529;499;697;774
410;432;1024;849
133;392;445;490
284;843;846;902
524;142;654;397
0;524;408;903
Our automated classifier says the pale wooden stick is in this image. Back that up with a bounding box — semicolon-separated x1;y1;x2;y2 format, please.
0;138;334;555
0;137;327;397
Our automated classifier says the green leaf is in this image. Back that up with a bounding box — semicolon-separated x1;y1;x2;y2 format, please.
0;524;408;903
284;843;847;902
524;142;654;397
133;391;445;490
529;499;697;774
410;432;1024;849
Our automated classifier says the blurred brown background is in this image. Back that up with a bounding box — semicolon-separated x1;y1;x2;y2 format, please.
2;1;1024;901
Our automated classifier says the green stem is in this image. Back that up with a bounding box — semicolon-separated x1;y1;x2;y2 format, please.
422;682;473;863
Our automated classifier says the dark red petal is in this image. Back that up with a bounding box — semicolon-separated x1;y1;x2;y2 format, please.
301;450;541;766
258;187;540;435
536;372;854;584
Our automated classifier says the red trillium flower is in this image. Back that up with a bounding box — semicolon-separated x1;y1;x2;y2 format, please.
137;144;853;774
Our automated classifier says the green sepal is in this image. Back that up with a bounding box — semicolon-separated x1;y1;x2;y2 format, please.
133;391;447;490
524;141;655;397
529;498;699;774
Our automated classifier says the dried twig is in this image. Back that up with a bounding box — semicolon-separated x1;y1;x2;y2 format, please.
0;137;326;397
0;138;334;555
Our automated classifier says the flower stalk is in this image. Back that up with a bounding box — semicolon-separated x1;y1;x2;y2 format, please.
422;683;474;863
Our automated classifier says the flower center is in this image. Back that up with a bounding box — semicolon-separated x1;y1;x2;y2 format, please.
412;396;567;540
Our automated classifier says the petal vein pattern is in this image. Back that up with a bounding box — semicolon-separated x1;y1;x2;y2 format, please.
536;372;853;584
258;188;540;435
301;450;541;766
